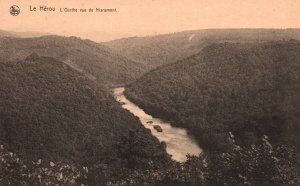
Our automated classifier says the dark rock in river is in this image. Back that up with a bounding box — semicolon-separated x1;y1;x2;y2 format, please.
153;125;163;132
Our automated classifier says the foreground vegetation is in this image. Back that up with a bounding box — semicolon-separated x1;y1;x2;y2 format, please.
1;133;299;185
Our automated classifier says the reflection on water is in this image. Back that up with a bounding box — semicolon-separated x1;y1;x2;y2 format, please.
113;87;202;162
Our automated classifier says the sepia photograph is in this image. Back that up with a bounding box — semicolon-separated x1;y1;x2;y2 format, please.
0;0;299;185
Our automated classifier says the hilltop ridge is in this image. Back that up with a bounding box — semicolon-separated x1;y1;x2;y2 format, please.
105;29;300;68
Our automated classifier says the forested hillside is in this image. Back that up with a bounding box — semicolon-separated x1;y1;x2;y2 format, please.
0;36;148;87
105;29;300;69
0;55;169;184
125;41;300;153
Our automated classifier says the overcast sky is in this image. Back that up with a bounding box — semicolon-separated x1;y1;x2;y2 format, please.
1;0;300;41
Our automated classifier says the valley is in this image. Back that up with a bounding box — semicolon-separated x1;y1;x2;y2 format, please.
0;29;299;185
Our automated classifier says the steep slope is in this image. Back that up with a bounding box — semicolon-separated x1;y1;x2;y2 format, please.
125;41;300;152
105;29;300;69
0;55;167;167
0;36;148;87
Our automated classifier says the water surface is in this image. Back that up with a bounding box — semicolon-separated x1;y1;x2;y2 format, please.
113;87;202;162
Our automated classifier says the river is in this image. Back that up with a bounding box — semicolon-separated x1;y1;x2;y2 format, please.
113;87;202;162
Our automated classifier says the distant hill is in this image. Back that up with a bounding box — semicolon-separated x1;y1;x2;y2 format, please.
125;41;300;152
0;30;18;37
105;29;300;69
0;55;167;167
0;29;49;38
0;36;149;87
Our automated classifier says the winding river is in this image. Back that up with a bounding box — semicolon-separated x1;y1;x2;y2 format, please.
113;87;202;162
